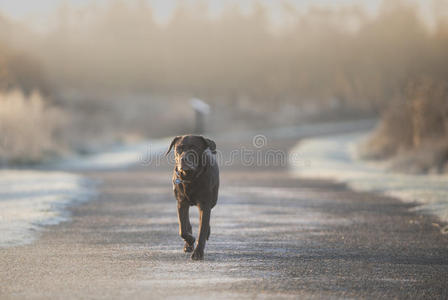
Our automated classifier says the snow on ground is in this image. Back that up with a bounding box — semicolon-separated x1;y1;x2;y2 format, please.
0;170;95;247
0;138;169;247
50;138;170;171
289;132;448;226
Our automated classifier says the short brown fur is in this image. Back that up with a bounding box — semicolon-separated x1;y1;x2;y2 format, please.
166;135;219;260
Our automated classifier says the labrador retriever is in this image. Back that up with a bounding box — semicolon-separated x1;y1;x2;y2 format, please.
166;135;219;260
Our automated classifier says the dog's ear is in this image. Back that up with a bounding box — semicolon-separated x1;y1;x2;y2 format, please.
201;137;216;153
166;136;181;156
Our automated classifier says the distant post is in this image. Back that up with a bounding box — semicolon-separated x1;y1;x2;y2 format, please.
190;98;210;134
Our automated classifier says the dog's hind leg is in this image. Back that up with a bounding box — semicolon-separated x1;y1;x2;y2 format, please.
177;201;195;252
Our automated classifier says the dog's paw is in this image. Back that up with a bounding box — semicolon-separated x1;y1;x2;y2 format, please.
183;242;194;253
191;248;204;260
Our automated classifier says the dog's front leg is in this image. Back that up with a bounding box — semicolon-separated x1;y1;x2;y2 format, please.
177;201;195;252
191;206;210;260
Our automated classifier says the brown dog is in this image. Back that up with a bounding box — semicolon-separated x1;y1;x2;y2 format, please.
166;135;219;260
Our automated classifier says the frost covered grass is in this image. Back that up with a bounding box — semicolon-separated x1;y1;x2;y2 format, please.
0;89;64;165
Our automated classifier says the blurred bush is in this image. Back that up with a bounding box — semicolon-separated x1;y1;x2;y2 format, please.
0;89;65;164
360;78;448;173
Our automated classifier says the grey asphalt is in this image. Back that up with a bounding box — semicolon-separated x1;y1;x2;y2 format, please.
1;135;447;299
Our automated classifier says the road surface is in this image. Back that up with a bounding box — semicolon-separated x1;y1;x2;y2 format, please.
1;135;447;299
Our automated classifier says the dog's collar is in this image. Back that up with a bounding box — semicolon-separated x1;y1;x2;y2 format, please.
174;167;204;185
174;170;191;184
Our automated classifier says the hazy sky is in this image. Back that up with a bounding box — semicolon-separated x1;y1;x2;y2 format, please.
0;0;436;30
0;0;383;20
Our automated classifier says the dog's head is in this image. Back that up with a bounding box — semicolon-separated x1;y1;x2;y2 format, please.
166;135;216;176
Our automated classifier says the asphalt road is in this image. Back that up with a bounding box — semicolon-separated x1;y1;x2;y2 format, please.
1;135;447;299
